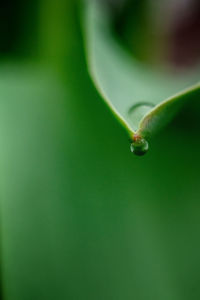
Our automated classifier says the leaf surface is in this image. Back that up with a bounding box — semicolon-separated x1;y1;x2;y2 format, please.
84;1;200;139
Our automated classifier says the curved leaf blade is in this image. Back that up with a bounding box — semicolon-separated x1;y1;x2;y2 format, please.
83;0;200;140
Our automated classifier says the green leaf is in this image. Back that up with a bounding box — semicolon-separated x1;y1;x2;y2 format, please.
2;62;200;300
83;1;200;143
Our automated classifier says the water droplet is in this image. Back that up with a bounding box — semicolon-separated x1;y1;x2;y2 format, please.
130;136;149;156
127;103;154;131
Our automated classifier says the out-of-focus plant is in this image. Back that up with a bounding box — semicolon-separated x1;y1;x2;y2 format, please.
0;1;200;300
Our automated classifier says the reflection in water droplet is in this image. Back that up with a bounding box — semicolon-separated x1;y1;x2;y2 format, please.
127;103;154;131
130;137;149;156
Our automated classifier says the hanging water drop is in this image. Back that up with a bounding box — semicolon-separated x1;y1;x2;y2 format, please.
130;135;149;156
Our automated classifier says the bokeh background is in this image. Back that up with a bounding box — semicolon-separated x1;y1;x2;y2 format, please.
0;1;200;299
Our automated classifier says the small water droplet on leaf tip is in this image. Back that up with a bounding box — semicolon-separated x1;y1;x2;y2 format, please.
130;136;149;156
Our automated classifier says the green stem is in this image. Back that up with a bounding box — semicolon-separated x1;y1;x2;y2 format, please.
38;0;78;71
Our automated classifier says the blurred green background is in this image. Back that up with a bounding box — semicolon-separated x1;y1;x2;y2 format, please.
0;1;200;299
